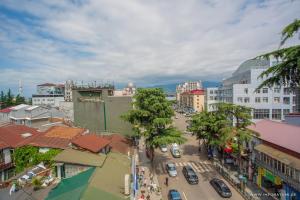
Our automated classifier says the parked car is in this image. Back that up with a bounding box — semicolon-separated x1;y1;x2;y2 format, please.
168;189;182;200
18;163;46;184
171;144;181;158
166;163;177;177
182;166;198;184
160;144;168;152
210;178;232;198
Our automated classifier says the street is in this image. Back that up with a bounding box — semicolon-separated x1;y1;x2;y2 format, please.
153;112;244;200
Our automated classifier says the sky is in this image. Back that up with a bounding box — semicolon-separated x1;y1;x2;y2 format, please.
0;0;299;96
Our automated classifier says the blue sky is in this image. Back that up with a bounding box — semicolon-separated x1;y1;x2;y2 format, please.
0;0;299;97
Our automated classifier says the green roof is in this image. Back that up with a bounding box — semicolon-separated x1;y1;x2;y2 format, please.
45;167;95;200
81;152;131;200
54;148;106;167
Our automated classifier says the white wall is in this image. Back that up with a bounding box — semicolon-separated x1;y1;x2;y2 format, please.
3;149;11;164
32;96;64;107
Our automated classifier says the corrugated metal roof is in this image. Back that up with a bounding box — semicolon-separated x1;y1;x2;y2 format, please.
11;104;30;110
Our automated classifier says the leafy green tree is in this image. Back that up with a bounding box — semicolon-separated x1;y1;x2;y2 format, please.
122;88;186;162
15;94;26;105
0;91;5;109
257;19;300;90
188;111;232;159
216;103;253;172
6;89;14;107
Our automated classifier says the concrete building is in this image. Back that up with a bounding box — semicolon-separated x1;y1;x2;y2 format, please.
205;87;219;112
176;81;202;104
218;58;295;121
248;120;300;199
73;85;133;135
179;89;205;113
64;80;74;102
113;82;136;97
32;83;65;107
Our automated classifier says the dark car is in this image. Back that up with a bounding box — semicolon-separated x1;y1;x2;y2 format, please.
182;166;198;184
168;189;182;200
210;178;232;198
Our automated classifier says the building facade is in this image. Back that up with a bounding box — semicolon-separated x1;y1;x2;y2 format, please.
73;85;133;135
248;120;300;200
179;89;205;113
205;87;219;112
32;83;65;107
217;59;295;121
176;81;202;103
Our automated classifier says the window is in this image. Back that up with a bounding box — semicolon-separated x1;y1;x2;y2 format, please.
284;88;290;95
272;109;282;120
244;88;248;94
255;97;261;103
263;97;268;103
210;90;213;94
293;96;296;104
283;109;290;116
244;97;250;103
274;97;280;103
262;88;268;93
255;89;260;94
283;97;290;104
210;96;213;100
253;109;270;119
274;88;280;93
237;97;243;102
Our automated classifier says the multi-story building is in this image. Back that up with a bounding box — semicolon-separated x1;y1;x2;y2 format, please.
180;89;205;113
64;80;74;102
205;87;219;112
176;81;202;103
72;84;133;135
218;58;295;121
248;120;300;199
32;83;65;107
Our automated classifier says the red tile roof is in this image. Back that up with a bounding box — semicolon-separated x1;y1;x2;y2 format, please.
181;89;205;95
0;107;13;113
72;134;111;153
248;120;300;154
45;126;85;139
0;124;39;149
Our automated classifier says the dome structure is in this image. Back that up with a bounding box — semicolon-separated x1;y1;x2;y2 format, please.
233;58;269;76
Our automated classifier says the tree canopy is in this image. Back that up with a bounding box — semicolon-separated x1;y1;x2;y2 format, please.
122;88;186;161
0;89;26;109
257;19;300;90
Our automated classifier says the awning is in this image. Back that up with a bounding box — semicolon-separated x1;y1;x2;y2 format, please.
255;144;300;170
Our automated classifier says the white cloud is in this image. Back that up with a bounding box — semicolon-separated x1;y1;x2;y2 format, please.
0;0;299;95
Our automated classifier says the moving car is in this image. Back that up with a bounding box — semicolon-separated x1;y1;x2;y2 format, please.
210;178;232;198
182;165;198;184
168;189;182;200
160;144;168;152
170;143;181;158
166;163;177;177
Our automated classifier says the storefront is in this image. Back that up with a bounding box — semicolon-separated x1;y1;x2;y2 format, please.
283;184;300;200
257;167;283;196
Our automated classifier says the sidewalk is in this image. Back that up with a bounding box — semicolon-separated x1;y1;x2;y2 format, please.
136;139;162;200
214;161;274;200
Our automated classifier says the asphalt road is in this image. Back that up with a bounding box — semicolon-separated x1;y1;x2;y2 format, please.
153;112;244;200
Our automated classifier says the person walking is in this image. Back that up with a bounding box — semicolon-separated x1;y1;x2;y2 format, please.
165;177;169;186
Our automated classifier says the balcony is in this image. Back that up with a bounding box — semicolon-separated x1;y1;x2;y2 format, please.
255;158;300;191
0;162;14;170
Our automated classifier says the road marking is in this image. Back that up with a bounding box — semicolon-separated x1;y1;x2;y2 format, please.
182;191;188;200
194;162;205;172
183;162;188;166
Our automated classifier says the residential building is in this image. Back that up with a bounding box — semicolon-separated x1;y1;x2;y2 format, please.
0;124;39;182
248;120;300;199
32;83;65;107
205;87;219;112
113;82;136;97
176;81;202;105
64;80;74;102
218;58;295;121
72;84;133;135
179;89;205;113
0;107;12;122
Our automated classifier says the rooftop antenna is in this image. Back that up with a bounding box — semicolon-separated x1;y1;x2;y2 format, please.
18;80;23;97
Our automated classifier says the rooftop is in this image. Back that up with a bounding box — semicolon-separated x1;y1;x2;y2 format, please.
0;107;13;113
102;134;131;155
11;104;30;111
54;148;106;167
29;134;70;149
37;83;57;86
248;119;300;154
0;124;39;148
181;89;205;95
72;134;111;153
45;126;85;139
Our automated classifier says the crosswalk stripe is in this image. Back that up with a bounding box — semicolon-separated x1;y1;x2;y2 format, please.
194;162;205;172
183;162;188;166
175;163;180;167
199;162;210;172
179;163;183;167
190;162;201;173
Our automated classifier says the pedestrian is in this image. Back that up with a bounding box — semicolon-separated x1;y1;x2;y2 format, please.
143;178;147;187
165;177;168;186
150;173;154;184
141;167;145;175
146;194;150;200
140;193;145;199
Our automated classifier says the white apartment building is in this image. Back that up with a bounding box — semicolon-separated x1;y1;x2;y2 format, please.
205;87;219;112
32;83;65;107
218;58;295;122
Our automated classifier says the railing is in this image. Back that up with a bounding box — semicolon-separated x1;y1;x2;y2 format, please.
0;162;14;170
255;159;300;191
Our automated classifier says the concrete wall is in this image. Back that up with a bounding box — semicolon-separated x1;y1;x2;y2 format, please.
73;89;133;135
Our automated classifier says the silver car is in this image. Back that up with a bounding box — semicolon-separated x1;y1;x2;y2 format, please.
166;163;177;177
